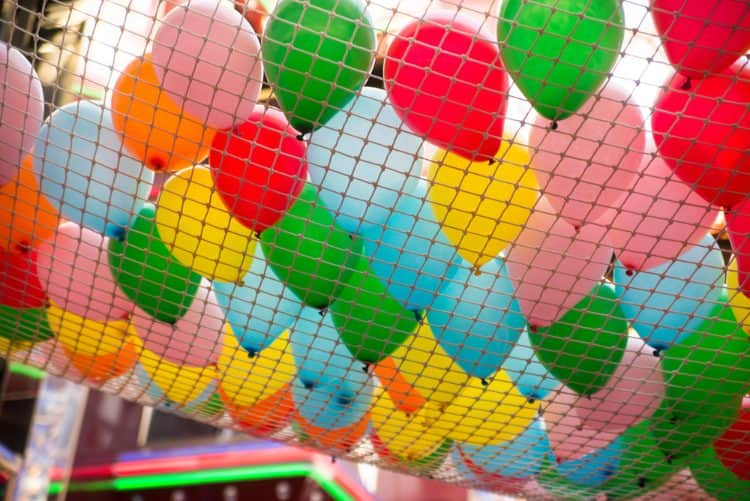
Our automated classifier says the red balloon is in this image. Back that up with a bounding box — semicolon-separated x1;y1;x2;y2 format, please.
384;12;508;161
714;396;750;480
210;106;308;233
0;247;46;308
652;62;750;209
651;0;750;79
726;198;750;296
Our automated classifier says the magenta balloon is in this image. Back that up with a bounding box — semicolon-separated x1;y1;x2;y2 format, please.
36;222;134;322
152;0;263;129
529;83;646;227
506;198;613;327
607;156;718;272
0;43;44;186
132;281;224;367
574;335;665;434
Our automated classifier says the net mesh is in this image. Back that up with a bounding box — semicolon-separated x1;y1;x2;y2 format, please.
1;0;749;498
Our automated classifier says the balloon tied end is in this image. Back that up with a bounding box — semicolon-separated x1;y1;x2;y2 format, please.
625;268;635;277
362;363;371;374
472;267;482;277
302;381;314;390
14;240;31;255
529;325;538;333
148;155;166;172
637;477;647;489
480;378;489;387
246;349;257;358
550;120;558;131
527;397;536;405
680;78;691;91
652;349;662;357
318;308;328;317
296;133;305;141
330;456;336;464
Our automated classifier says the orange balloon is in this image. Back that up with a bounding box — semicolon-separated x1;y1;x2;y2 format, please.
220;383;294;436
373;356;426;414
111;54;215;172
294;412;370;453
0;156;58;251
62;339;139;384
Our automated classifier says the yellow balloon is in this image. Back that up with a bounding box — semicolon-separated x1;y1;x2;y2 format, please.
370;387;448;461
432;370;537;446
156;166;256;282
428;142;538;267
727;258;750;335
389;321;470;405
47;301;130;357
0;337;33;356
217;325;295;408
139;341;217;405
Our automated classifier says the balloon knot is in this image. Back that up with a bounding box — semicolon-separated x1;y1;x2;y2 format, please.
473;267;482;277
362;363;371;373
480;378;489;387
666;455;673;465
680;78;691;91
331;456;336;463
296;133;305;141
669;415;678;424
625;268;635;277
14;241;31;254
148;155;166;172
529;325;538;333
247;349;257;358
527;397;536;404
487;158;496;166
302;381;314;390
414;311;424;323
573;225;580;233
550;120;558;130
318;308;327;317
653;349;662;357
637;477;647;488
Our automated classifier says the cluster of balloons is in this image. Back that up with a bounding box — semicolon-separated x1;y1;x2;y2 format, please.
1;0;750;498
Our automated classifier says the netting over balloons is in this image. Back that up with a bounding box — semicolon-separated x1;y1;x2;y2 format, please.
1;0;749;498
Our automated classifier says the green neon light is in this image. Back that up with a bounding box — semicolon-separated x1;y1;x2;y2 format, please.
8;362;45;381
309;469;354;501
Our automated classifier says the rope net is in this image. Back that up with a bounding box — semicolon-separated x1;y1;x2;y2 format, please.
0;0;749;498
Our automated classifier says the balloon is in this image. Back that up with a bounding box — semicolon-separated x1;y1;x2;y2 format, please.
727;197;750;297
362;181;460;312
209;106;308;233
606;155;718;271
213;245;304;354
262;0;375;133
156;165;256;282
372;356;426;415
534;456;602;499
63;336;139;384
110;54;215;172
307;87;423;234
428;142;538;267
0;304;53;344
221;383;294;436
0;246;46;309
152;0;263;129
505;198;612;327
555;436;622;487
0;42;44;186
384;12;508;161
373;433;452;474
528;82;647;227
691;444;750;501
651;0;750;79
614;234;724;350
530;282;628;396
0;337;33;358
33;100;153;237
132;281;224;367
714;397;750;481
292;376;373;430
139;345;217;405
728;259;750;333
47;301;130;357
452;448;528;496
330;252;418;364
0;156;59;252
433;371;537;446
217;327;295;407
108;203;202;324
259;183;361;308
428;258;525;379
498;0;624;120
293;411;369;453
651;61;750;209
502;330;561;401
36;222;134;321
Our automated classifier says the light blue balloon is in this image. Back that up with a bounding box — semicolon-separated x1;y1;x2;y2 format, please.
428;257;525;379
214;245;305;354
362;181;460;312
501;330;560;401
33;101;153;237
460;418;551;479
307;87;423;234
292;376;373;430
556;436;622;487
614;234;724;350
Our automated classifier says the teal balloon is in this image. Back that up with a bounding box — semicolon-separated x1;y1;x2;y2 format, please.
213;245;304;354
307;87;423;234
614;234;724;350
450;448;528;495
362;181;460;311
501;330;560;400
292;376;373;430
428;257;524;379
556;436;622;487
690;446;750;501
33;100;153;237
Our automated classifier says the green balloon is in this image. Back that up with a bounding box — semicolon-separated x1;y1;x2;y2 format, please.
108;204;201;324
530;282;628;396
260;183;361;308
0;305;53;343
498;0;624;120
330;253;417;363
409;438;453;474
690;445;750;500
263;0;376;133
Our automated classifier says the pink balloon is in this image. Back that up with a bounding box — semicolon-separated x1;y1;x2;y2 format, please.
506;198;613;327
607;156;718;272
726;198;750;296
36;222;134;321
529;82;646;227
152;0;263;129
575;335;664;434
0;42;44;187
133;281;223;367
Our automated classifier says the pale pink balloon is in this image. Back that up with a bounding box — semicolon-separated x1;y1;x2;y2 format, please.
36;222;134;321
152;0;263;129
529;82;646;227
607;155;718;272
506;198;613;327
132;281;224;367
632;469;707;500
575;334;664;434
0;42;44;186
33;339;85;380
